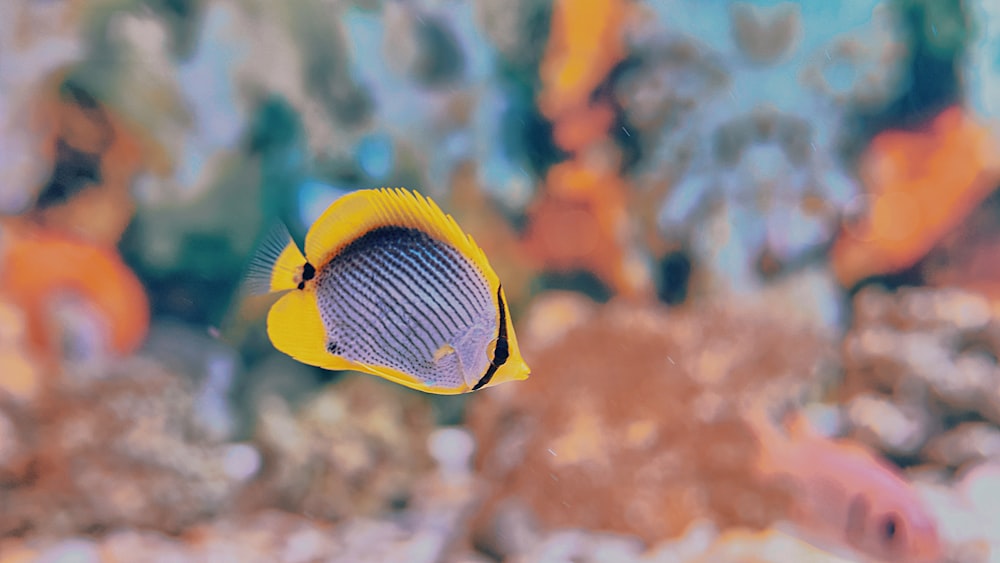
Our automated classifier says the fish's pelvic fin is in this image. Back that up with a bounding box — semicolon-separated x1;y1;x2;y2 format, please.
243;222;308;295
432;343;456;362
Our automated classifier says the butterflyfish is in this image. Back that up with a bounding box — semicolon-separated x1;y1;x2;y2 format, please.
247;188;531;394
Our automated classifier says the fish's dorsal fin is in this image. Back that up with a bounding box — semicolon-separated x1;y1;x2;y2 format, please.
302;188;498;287
243;222;307;295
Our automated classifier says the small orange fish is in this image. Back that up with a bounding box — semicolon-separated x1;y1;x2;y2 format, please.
745;406;942;562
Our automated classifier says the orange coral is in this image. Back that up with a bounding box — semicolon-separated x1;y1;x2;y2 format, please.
831;106;1000;287
522;154;652;297
0;219;150;359
467;297;831;546
526;0;651;298
537;0;630;121
551;103;617;153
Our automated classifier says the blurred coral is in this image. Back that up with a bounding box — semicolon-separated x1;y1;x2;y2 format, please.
0;220;149;361
832;107;1000;288
28;71;150;247
467;294;834;554
0;358;256;537
242;375;437;522
0;299;42;403
521;0;654;299
0;0;84;216
536;0;631;122
634;2;901;296
842;285;1000;478
523;152;652;298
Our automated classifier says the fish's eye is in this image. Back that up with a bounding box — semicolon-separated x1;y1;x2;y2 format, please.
878;513;901;546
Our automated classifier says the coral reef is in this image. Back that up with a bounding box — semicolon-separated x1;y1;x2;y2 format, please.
843;285;1000;437
466;293;835;555
630;1;904;296
2;0;1000;560
0;220;149;362
0;358;255;537
832;107;1000;288
243;375;437;522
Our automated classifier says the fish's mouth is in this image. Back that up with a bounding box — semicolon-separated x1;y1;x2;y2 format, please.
909;531;943;562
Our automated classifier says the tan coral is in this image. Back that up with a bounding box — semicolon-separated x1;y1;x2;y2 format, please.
467;296;833;549
537;0;632;122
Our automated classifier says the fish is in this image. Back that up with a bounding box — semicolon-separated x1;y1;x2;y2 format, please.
744;405;942;562
246;187;531;394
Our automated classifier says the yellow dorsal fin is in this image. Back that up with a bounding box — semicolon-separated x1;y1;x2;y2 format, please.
303;188;499;288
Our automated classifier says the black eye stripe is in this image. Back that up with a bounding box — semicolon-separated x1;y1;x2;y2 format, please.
472;285;509;391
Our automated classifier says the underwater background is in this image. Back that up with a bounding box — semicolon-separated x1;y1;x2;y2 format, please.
2;0;1000;561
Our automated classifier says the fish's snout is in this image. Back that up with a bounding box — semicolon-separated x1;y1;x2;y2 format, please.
516;359;531;380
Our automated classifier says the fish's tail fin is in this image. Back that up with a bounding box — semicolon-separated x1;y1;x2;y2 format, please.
242;222;307;295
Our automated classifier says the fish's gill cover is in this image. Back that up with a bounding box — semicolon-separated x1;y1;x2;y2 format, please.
315;225;495;389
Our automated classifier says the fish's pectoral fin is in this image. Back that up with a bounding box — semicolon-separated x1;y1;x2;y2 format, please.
243;221;307;295
432;343;456;362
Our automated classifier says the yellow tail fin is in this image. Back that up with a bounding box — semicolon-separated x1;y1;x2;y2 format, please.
243;222;308;295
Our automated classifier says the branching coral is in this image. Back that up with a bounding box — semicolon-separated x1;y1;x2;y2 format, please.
627;1;904;296
467;293;834;553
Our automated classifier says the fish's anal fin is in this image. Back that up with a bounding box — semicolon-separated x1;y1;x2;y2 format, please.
353;361;470;396
303;188;499;290
243;222;308;295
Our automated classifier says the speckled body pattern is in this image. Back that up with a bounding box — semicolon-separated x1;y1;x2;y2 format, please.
314;226;496;388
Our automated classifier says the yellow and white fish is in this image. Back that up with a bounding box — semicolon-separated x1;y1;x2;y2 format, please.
247;188;531;394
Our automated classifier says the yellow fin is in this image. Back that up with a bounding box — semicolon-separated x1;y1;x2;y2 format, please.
244;222;307;294
352;361;471;395
266;289;352;370
303;188;499;288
